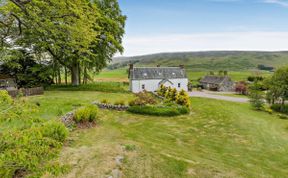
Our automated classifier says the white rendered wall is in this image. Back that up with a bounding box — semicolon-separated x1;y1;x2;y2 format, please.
131;78;188;93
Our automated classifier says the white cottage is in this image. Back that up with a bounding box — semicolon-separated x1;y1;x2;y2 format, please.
129;65;188;93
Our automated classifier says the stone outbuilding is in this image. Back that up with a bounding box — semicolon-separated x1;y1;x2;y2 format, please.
200;75;234;92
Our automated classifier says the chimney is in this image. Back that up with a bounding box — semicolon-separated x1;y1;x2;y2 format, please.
129;64;134;70
179;65;184;69
128;64;134;79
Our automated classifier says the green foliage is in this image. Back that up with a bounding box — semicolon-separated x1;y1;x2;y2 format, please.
74;105;99;123
101;99;109;104
271;104;288;114
123;144;136;151
0;49;53;88
249;90;265;110
0;127;64;178
265;66;288;106
0;90;13;105
41;120;69;142
278;114;288;120
157;84;168;97
176;90;191;107
165;87;173;98
0;95;68;177
0;0;126;86
114;100;125;106
128;105;189;117
129;91;157;106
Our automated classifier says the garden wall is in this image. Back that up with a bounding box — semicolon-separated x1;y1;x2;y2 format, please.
7;87;44;97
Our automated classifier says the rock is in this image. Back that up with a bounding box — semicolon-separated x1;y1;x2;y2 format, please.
115;156;124;166
112;169;122;178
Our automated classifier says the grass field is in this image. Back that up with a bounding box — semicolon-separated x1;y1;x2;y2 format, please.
25;91;288;178
93;68;272;82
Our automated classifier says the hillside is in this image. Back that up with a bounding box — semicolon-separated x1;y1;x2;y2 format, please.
111;51;288;71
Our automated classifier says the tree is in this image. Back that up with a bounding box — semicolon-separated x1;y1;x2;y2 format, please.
265;66;288;106
0;0;126;86
0;49;53;88
249;89;265;110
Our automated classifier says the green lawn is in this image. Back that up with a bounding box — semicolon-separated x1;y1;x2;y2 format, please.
25;91;288;178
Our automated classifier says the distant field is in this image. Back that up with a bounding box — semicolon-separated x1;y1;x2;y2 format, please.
94;69;128;82
94;68;272;82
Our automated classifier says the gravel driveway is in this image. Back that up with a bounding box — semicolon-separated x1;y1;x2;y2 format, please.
189;91;249;103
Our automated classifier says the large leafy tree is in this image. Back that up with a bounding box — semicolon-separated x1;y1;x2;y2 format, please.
265;66;288;106
0;0;126;85
0;49;53;87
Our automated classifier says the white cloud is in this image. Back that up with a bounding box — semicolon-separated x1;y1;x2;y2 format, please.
264;0;288;7
118;32;288;56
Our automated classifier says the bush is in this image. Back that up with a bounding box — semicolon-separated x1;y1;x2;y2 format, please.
235;81;248;95
41;120;69;142
271;104;288;114
114;100;125;106
278;114;288;120
0;128;63;178
157;84;168;97
176;90;191;107
129;91;157;106
74;105;98;123
249;90;265;110
0;90;13;105
167;88;178;101
101;99;109;104
127;105;189;117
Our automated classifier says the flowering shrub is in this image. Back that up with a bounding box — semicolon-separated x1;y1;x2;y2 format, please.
129;91;157;106
176;90;191;107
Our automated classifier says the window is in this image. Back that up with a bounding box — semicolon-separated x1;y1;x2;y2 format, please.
178;83;181;88
142;84;145;90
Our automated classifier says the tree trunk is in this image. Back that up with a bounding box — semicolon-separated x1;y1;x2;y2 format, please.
78;63;81;85
64;67;68;85
58;68;61;84
71;60;80;86
83;67;88;84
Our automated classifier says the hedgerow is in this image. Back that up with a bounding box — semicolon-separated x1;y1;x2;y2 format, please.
127;105;189;117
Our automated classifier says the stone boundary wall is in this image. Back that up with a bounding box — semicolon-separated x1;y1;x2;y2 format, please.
93;102;129;111
7;87;44;97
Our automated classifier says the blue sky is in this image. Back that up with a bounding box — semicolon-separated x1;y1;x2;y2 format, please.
118;0;288;56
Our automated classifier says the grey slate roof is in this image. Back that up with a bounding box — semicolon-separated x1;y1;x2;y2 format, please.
130;67;187;80
200;76;231;85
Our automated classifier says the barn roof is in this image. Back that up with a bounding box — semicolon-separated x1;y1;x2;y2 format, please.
129;67;187;80
200;75;231;85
